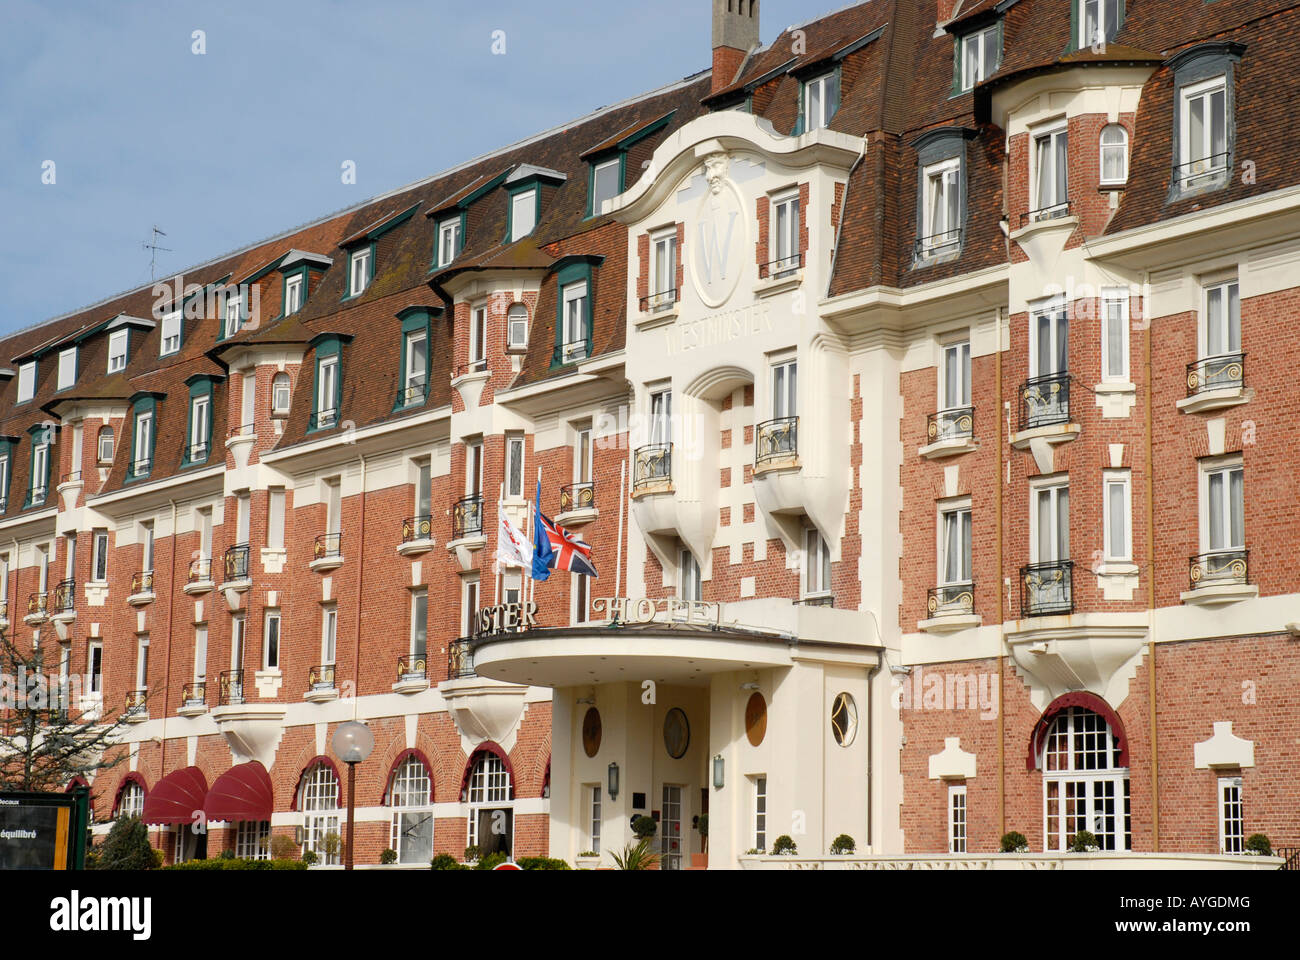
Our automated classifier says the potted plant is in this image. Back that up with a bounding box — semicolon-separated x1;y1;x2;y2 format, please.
1068;830;1100;853
697;814;709;854
829;833;856;855
1000;831;1029;853
632;815;658;842
771;835;797;856
611;838;660;870
1245;833;1272;856
463;844;481;864
380;848;398;865
575;850;601;869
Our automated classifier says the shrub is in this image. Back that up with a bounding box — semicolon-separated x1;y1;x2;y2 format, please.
829;834;856;855
771;835;797;856
632;815;657;839
162;858;307;871
697;814;708;838
475;851;508;870
301;849;319;866
1068;830;1099;853
517;856;570;870
1245;833;1272;856
463;845;481;863
94;817;158;870
380;848;398;865
270;835;298;861
611;839;659;870
1000;831;1029;853
217;848;237;860
431;853;468;871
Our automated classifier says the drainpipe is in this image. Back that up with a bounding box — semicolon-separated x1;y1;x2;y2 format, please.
995;307;1006;838
352;453;367;719
1142;271;1158;851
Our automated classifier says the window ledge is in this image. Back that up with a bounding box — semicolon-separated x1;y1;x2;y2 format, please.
393;676;431;695
304;685;339;704
1176;386;1250;414
1009;214;1079;243
177;702;208;718
184;579;214;596
23;611;49;626
1010;422;1080;449
919;436;978;459
912;244;962;270
630;482;674;500
51;609;76;625
634;306;678;330
1096;562;1139;577
123;709;150;725
396;538;435;557
445;534;487;553
217;577;252;594
126;590;155;607
308;555;344;574
1180;582;1258;607
753;271;803;299
451;368;491;389
918;613;982;634
555;507;599;527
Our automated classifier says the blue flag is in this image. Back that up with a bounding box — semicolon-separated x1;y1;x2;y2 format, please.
531;480;554;581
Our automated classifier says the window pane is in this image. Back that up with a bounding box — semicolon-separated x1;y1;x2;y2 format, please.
1210;90;1226;160
1208;472;1224;548
1189;95;1206;161
1107;483;1126;559
1229;469;1244;547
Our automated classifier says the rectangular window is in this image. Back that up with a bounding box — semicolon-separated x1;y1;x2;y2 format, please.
348;247;372;297
1080;0;1121;47
235;821;271;860
91;529;109;583
32;439;50;501
1218;777;1244;854
268;487;285;550
416;460;431;519
133;412;152;475
107;330;129;373
511;189;537;241
1032;124;1069;216
771;358;797;419
411;590;428;660
321;606;338;665
1032;482;1070;563
272;375;291;415
960;25;999;91
194;627;207;683
463;578;480;638
198;507;213;561
923;159;961;249
405;329;428;402
1103;471;1132;562
505;433;525;500
97;428;114;464
189;395;210;461
503;570;522;606
1203;280;1240;360
753;775;767;852
283;274;304;315
58;348;76;390
679;548;701;603
465;441;483;497
562;282;589;362
771;191;801;275
949;784;968;853
469;305;487;370
88;642;103;694
803;527;831;598
224;294;242;339
591;158;621;213
0;455;8;507
650;229;677;309
325;479;341;537
0;553;8;606
573;572;589;625
142;521;154;573
317;356;339;427
1203;462;1244;553
160;310;182;355
136;635;150;690
1030;302;1069;379
942;340;972;409
264;610;281;670
231;615;245;672
507;304;528;349
238;491;252;545
649;388;673;444
438;218;462;267
587;784;602;854
17;362;35;404
1101;292;1130;382
940;503;972;586
803;72;838;131
574;426;593;483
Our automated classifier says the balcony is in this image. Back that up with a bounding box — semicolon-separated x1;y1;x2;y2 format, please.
225;422;256;469
220;544;252;591
308;408;339;432
913;228;962;265
450;496;485;542
448;640;476;680
1020;201;1072;228
1020;561;1074;618
757;250;804;292
305;664;338;703
398;515;435;556
126;458;152;483
1013;373;1079;452
310;532;344;573
394;654;429;694
51;579;76;622
1174;152;1230;192
632;443;673;496
556;482;597;526
57;469;83;510
179;681;207;717
920;406;976;459
185;557;214;596
919;582;980;633
124;690;148;723
218;670;244;707
183;439;210;467
754;417;799;472
794;594;834;608
24;591;48;626
1183;549;1256;606
398;379;428;409
128;570;155;606
1178;353;1247;413
553;340;590;366
638;289;679;324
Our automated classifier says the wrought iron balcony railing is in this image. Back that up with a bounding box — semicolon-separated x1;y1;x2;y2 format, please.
228;422;255;439
61;470;82;485
559;482;595;514
1020;200;1072;227
131;570;155;595
184;440;210;464
182;681;206;707
759;250;805;280
448;641;475;680
913;228;962;259
639;289;678;313
27;592;48;618
553;340;590;365
401;515;433;543
928;582;975;618
313;533;343;561
633;443;672;491
400;380;428;407
755;417;798;466
1020;561;1074;617
452;496;484;540
308;663;336;689
794;594;834;608
218;670;243;706
1189;549;1248;591
125;690;148;716
188;557;213;584
1019;373;1071;431
308;408;339;431
927;406;975;444
1175;152;1230;186
127;458;152;480
224;543;251;582
1186;352;1245;396
52;579;75;615
397;655;427;681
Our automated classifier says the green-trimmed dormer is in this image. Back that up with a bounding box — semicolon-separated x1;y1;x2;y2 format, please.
0;435;17;512
1070;0;1125;53
790;27;883;134
504;165;566;243
393;306;442;412
308;332;354;432
549;255;604;369
425;166;514;271
338;202;421;302
181;374;224;468
24;424;53;509
277;250;332;317
581;112;675;218
126;391;165;483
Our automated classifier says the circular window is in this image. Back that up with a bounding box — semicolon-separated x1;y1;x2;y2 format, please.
663;708;690;759
830;693;857;747
744;692;767;747
582;708;602;758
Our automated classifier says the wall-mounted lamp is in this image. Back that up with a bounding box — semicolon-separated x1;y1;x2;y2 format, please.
712;754;725;790
577;697;595;705
739;681;760;691
607;761;620;800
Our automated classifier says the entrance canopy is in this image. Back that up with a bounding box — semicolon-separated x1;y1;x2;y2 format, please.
140;766;208;826
204;761;274;823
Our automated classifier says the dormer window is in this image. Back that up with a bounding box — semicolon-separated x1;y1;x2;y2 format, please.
510;188;538;241
437;217;463;267
507;304;529;351
28;427;52;506
57;347;77;391
160;309;182;356
107;329;129;374
308;333;350;432
1099;124;1129;186
923;160;960;252
590;157;621;215
348;247;373;297
1168;43;1242;199
284;272;305;315
1180;77;1228;182
403;329;428;406
224;293;243;339
16;361;35;404
561;281;589;363
958;24;1000;91
1079;0;1122;49
802;71;839;132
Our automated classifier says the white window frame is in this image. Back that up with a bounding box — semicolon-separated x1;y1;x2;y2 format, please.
437;217;462;268
271;373;291;415
510;189;537;242
650;227;678;309
91;530;109;584
938;499;973;587
922;158;961;250
33;438;50;501
189;394;210;460
507;304;529;350
1101;290;1130;382
404;329;428;401
561;281;589;362
940;338;971;410
648;387;673;445
960;25;999;91
1103;470;1132;563
235;820;271;860
1028;298;1069;379
16;362;35;404
299;763;341;865
160;309;182;356
58;348;77;390
1029;477;1070;564
948;784;968;853
752;775;767;852
88;641;103;695
283;273;304;315
348;247;372;297
1179;75;1228;181
118;781;145;820
1079;0;1120;48
469;304;487;370
321;605;338;665
390;757;434;864
591;157;621;214
268;487;286;550
1031;121;1069;216
1041;707;1131;852
1201;279;1240;361
505;433;525;500
771;357;797;419
1099;124;1129;186
586;784;602;854
462;577;480;639
574;425;593;483
1199;457;1244;554
135;635;150;690
1218;776;1244;854
572;571;590;625
193;626;207;684
803;72;837;131
410;589;428;660
263;609;281;671
465;753;513;853
316;356;339;427
230;614;245;673
107;330;129;374
771;189;801;275
224;293;242;339
133;412;152;474
679;547;702;603
802;527;831;599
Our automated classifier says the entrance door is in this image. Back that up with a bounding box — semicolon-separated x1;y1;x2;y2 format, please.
176;826;207;864
660;785;683;871
476;808;513;859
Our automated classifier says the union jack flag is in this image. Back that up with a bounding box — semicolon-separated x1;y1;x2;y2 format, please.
536;511;598;579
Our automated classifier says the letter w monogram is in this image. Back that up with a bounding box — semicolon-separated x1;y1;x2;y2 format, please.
697;212;738;283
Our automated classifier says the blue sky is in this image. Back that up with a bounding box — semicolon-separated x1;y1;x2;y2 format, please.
0;0;823;336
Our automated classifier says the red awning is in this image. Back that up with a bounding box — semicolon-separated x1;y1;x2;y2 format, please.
140;766;208;825
204;761;274;823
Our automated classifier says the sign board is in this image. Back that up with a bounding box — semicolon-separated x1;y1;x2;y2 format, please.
0;789;89;870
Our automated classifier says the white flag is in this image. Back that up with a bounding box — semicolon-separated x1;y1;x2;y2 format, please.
496;511;534;568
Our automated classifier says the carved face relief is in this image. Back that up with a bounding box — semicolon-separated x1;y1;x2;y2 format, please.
704;153;730;196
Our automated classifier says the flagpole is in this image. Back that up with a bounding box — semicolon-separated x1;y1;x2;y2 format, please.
615;458;626;598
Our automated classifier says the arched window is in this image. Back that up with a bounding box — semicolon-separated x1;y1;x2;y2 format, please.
116;780;145;819
1041;707;1130;851
506;304;529;351
96;425;114;465
1099;124;1129;186
387;754;433;864
464;749;513;858
271;372;291;416
298;761;340;864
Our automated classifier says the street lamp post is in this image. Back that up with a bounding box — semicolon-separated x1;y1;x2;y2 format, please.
332;720;374;870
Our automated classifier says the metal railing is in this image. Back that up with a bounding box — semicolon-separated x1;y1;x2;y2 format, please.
308;408;339;431
223;543;251;582
188;558;213;584
228;422;255;438
131;570;155;595
927;406;975;443
308;664;336;689
452;496;484;540
755;417;798;466
554;340;590;365
639;289;678;313
1276;847;1300;871
27;592;48;618
52;579;75;615
759;250;804;279
1174;152;1230;185
1019;373;1071;431
181;681;206;707
913;228;962;259
448;641;475;680
400;380;428;407
1186;352;1245;396
397;655;427;681
185;440;210;464
559;482;595;514
60;470;82;485
218;670;243;706
794;594;834;608
1020;561;1074;617
633;443;672;491
125;690;148;716
1189;550;1248;591
928;582;975;618
128;458;152;480
313;532;343;561
1020;200;1071;227
401;515;433;543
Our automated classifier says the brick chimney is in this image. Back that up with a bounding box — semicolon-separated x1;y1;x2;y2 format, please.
712;0;759;96
937;0;962;25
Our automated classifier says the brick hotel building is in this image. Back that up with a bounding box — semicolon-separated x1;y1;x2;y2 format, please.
3;0;1298;868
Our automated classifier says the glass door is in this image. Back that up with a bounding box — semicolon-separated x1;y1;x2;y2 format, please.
660;785;682;870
